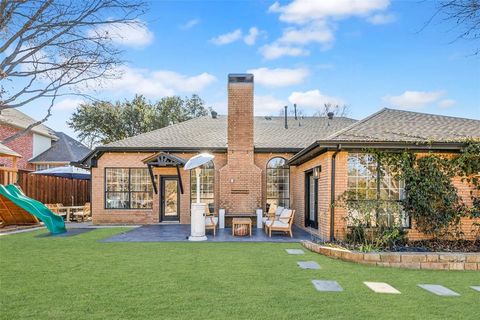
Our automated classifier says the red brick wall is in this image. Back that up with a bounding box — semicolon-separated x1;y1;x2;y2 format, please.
0;124;34;170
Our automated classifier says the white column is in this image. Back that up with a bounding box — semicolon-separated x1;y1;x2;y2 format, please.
256;208;263;229
219;209;225;229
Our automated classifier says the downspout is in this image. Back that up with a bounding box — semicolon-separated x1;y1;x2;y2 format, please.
330;144;341;242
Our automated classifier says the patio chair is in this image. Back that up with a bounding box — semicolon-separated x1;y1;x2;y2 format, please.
265;209;295;238
205;205;218;236
262;205;283;231
72;203;91;222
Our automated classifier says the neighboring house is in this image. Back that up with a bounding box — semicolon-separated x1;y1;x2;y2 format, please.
0;108;90;170
80;74;480;240
29;131;91;170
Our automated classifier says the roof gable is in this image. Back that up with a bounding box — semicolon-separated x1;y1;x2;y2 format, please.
0;108;56;139
29;132;91;163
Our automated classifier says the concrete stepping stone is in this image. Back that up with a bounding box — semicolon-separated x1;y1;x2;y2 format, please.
312;280;343;292
286;249;305;255
364;282;400;294
297;261;321;269
470;286;480;292
418;284;460;296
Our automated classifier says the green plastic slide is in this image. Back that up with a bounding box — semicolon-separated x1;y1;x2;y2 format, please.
0;184;66;234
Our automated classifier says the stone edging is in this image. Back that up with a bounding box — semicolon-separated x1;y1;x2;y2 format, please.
301;240;480;271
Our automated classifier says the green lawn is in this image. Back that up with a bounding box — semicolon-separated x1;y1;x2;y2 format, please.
0;228;479;320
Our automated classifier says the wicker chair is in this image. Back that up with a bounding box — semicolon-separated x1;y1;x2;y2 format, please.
265;209;295;238
73;203;91;222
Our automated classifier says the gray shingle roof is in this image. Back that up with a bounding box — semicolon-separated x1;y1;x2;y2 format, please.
29;132;91;163
0;108;57;139
326;108;480;142
102;115;357;150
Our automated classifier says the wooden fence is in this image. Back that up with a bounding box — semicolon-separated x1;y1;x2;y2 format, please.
16;170;90;206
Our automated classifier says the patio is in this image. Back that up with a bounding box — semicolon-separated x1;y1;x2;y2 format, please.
101;224;311;242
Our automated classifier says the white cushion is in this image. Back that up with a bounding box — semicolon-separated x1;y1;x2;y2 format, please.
275;206;284;216
262;217;268;223
271;220;289;228
279;209;292;223
205;216;218;225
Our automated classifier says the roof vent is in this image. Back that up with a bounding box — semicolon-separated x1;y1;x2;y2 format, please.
327;112;334;120
265;116;272;120
211;110;218;119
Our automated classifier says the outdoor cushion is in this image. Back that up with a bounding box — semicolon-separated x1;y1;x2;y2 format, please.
279;209;292;223
271;220;289;228
205;216;218;225
268;203;277;214
275;206;284;216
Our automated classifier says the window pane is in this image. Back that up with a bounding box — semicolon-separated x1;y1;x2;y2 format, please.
106;168;129;192
130;169;153;192
131;192;153;209
106;192;129;209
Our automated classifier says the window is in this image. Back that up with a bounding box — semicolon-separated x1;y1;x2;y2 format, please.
347;153;408;227
105;168;153;209
266;157;290;209
190;161;214;212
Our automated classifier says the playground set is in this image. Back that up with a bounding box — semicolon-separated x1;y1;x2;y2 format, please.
0;145;66;235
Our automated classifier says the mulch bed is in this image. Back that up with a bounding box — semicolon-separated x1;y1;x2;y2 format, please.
320;240;480;253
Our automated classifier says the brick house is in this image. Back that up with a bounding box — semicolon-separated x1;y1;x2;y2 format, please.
0;109;90;170
81;74;480;240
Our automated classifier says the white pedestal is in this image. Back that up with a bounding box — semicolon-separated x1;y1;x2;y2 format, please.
189;203;207;241
219;209;225;229
256;209;263;229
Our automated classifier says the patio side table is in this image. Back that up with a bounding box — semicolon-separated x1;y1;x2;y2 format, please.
232;218;252;237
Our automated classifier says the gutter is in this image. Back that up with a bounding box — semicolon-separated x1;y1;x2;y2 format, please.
330;144;341;242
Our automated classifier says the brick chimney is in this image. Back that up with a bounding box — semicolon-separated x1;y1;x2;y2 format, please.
219;74;262;213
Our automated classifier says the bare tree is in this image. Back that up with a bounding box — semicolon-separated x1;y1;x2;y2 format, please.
313;103;349;117
425;0;480;55
0;0;146;143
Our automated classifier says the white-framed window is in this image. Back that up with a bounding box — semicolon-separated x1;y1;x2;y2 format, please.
347;153;408;228
266;157;290;209
105;168;153;209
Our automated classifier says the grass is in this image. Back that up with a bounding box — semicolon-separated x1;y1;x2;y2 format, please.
0;228;479;320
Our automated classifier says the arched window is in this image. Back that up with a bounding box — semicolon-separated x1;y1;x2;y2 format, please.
266;157;290;209
190;160;215;213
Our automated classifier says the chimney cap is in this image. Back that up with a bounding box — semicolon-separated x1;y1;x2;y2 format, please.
228;73;253;83
327;112;334;120
211;110;218;119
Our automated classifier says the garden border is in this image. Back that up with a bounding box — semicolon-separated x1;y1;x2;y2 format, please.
301;240;480;271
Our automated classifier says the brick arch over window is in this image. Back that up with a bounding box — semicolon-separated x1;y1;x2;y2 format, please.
190;160;215;213
266;157;290;210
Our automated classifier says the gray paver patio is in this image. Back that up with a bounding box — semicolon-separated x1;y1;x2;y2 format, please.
470;286;480;292
297;261;321;269
364;282;401;294
286;249;305;255
418;284;460;296
312;280;344;292
101;224;310;243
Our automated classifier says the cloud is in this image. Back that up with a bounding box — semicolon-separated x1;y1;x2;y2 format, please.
383;90;445;108
254;95;287;115
265;0;391;58
102;66;216;98
247;67;309;87
210;29;243;45
53;98;85;111
288;89;345;108
244;27;260;45
88;20;154;47
278;22;334;45
259;43;309;59
439;99;456;108
367;13;396;25
180;19;200;30
269;0;390;24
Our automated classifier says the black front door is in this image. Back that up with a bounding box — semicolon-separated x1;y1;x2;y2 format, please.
305;171;318;228
160;176;179;222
